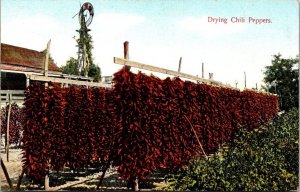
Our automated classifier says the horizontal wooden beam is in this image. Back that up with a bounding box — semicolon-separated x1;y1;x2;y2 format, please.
29;75;112;88
0;90;24;94
114;57;225;86
1;96;25;100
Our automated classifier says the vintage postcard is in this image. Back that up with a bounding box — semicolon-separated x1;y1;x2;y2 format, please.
1;0;298;191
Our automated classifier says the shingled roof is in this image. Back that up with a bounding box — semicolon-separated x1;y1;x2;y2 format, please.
1;43;61;74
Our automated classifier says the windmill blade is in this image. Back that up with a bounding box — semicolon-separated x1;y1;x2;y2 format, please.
86;17;93;27
72;11;79;18
72;2;82;19
78;2;94;27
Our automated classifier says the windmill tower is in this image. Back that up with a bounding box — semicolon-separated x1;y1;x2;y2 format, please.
74;2;94;77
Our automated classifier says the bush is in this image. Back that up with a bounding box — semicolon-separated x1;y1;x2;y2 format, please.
164;109;299;191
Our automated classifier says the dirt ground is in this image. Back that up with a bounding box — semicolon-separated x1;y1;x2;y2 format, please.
0;145;23;190
0;143;165;191
0;145;122;190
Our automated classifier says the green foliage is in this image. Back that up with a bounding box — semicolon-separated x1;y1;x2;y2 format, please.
88;62;101;82
263;54;298;111
164;109;299;191
60;30;101;82
60;57;79;75
77;33;94;66
60;56;101;82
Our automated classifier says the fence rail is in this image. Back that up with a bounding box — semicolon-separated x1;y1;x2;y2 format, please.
29;75;112;88
1;90;25;106
113;57;239;90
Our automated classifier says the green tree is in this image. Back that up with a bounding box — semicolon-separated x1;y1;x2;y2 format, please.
60;57;78;75
60;34;101;82
88;60;101;82
263;54;298;111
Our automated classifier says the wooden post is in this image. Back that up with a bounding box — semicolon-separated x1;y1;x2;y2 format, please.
44;161;50;190
123;41;138;191
16;167;26;190
83;44;87;77
6;94;9;104
124;41;131;70
96;161;110;190
96;167;107;190
178;57;182;72
83;43;89;77
44;39;51;87
133;177;139;191
0;92;1;152
26;74;30;87
6;94;12;162
128;177;139;191
256;83;258;90
45;174;50;190
244;71;247;89
202;62;204;78
209;73;214;80
235;80;238;88
1;159;13;189
124;41;129;59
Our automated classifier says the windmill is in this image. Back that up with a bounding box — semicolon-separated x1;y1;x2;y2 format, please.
74;2;94;77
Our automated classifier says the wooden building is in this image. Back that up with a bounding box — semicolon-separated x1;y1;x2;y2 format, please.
0;43;62;106
1;43;62;90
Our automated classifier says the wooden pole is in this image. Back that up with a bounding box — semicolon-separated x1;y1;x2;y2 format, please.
178;57;182;72
83;43;88;77
16;166;27;190
6;94;11;162
96;162;110;190
84;43;87;77
124;41;129;59
1;159;13;189
44;39;51;87
244;71;247;89
133;177;139;191
45;174;50;190
96;168;107;190
124;41;131;70
0;70;2;149
202;62;204;78
26;74;30;87
123;41;138;191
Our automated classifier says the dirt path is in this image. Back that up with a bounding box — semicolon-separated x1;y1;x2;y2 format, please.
0;144;166;191
0;145;23;190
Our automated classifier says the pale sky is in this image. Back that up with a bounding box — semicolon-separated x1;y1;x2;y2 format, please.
1;0;298;89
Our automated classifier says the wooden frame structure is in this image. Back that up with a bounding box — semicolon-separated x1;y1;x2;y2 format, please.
114;57;227;85
5;39;274;191
25;40;112;89
8;40;112;191
113;41;241;191
0;90;25;106
28;74;112;88
114;42;237;91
